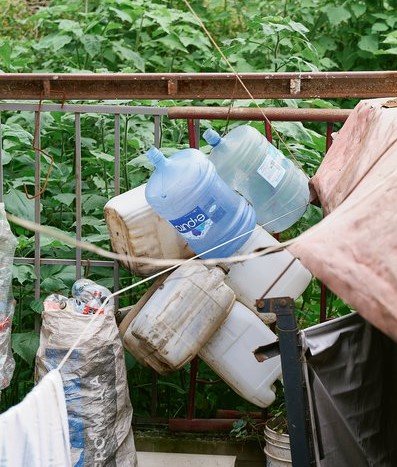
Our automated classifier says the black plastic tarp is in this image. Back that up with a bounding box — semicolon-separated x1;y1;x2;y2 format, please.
302;313;397;466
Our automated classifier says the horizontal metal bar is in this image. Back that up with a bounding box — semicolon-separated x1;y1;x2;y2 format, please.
0;103;351;122
1;72;397;99
168;106;351;122
14;257;114;267
0;102;167;115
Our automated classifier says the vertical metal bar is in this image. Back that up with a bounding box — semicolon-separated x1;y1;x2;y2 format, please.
151;370;159;418
34;111;41;333
186;118;199;420
265;120;273;143
320;122;334;322
187;357;199;420
113;114;121;311
326;122;334;151
264;120;280;240
194;119;200;148
187;119;198;149
154;115;161;148
0;112;3;202
275;298;312;467
75;113;82;280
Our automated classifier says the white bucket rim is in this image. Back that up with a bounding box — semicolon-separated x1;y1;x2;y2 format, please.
264;424;289;441
264;447;292;464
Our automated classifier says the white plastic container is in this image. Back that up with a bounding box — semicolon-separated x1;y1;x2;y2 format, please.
199;301;282;408
131;263;235;370
104;184;193;276
225;227;312;312
203;125;309;233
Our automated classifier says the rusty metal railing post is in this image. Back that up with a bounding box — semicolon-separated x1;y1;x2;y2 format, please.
186;118;200;420
319;123;335;323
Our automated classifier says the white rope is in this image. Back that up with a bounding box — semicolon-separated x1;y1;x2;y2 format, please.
7;203;306;267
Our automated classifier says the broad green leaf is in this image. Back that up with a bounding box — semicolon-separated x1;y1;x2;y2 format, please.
383;31;397;45
83;233;109;243
127;154;153;170
372;22;388;33
82;194;108;213
53;193;75;206
326;6;351;26
30;299;44;314
13;264;36;284
288;20;309;36
4;188;36;222
377;47;397;55
41;276;67;292
12;332;40;365
351;3;366;18
358;35;378;54
109;6;133;23
34;34;73;51
58;19;83;37
81;34;103;58
89;150;114;162
112;43;145;71
92;176;106;190
0;40;11;66
2;123;33;146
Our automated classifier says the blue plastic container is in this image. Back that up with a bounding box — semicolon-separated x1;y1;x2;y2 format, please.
145;147;256;259
203;125;309;233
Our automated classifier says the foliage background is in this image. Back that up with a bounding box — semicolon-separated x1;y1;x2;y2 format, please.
0;0;389;416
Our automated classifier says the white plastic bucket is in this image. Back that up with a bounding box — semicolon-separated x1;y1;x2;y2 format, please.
264;424;291;466
199;301;281;408
225;227;311;312
104;183;193;276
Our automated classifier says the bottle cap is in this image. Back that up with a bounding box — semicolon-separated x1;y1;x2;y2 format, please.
203;128;222;147
147;147;166;166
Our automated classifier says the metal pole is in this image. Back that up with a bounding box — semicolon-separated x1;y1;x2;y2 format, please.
275;298;312;467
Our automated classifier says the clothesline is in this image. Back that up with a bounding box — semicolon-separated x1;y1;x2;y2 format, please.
6;204;304;268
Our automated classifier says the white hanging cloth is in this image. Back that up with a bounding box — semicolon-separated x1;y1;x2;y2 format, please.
0;369;71;467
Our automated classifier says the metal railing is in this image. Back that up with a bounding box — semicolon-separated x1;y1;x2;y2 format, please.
0;97;352;429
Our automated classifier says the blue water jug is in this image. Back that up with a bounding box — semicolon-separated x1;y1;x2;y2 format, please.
145;147;256;259
203;125;309;233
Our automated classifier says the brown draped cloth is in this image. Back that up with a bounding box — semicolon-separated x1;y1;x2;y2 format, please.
288;98;397;341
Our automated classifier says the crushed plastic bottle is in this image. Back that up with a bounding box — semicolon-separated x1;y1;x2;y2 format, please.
0;203;17;392
145;147;256;258
71;278;113;315
203;125;310;233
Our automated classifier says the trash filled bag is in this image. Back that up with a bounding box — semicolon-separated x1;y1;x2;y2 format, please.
0;203;17;392
35;279;137;467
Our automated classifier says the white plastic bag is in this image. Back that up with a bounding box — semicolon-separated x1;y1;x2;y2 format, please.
0;203;17;391
36;281;136;467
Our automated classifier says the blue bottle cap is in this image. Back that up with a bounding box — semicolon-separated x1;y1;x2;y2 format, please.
147;147;167;166
203;128;222;147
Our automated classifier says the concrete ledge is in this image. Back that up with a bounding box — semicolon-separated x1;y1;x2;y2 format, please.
137;451;236;466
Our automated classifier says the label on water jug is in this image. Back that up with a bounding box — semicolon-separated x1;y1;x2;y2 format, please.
257;151;286;188
169;199;225;240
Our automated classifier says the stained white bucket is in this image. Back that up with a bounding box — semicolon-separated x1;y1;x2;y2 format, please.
264;424;291;466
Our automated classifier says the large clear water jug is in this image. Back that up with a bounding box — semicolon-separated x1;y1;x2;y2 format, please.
203;125;310;233
145;147;256;259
